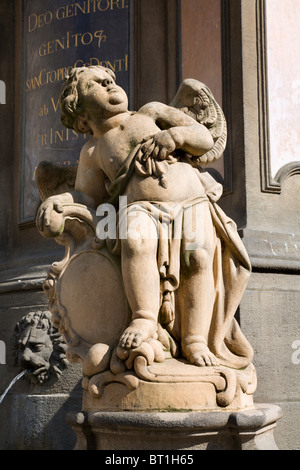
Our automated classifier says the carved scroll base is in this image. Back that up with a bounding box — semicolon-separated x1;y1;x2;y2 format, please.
82;360;257;412
67;403;282;450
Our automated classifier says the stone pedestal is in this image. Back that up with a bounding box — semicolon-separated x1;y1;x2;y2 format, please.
67;404;282;450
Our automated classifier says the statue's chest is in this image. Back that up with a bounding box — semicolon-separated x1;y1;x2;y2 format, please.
98;116;160;180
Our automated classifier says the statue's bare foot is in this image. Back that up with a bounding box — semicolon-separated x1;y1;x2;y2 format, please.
183;343;220;367
118;318;157;351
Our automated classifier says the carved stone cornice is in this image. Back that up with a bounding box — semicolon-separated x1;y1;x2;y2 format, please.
241;228;300;272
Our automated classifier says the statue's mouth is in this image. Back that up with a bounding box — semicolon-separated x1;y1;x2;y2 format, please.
26;365;50;384
108;88;119;94
32;365;48;375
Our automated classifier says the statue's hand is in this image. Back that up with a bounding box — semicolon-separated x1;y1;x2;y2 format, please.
36;197;65;238
140;130;176;161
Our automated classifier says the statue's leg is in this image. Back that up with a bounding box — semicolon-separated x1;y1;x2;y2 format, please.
118;209;160;352
179;202;219;367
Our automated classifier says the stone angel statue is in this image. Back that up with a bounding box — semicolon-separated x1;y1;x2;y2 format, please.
36;66;256;411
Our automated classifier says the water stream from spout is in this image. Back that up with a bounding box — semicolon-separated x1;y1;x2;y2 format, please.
0;369;31;405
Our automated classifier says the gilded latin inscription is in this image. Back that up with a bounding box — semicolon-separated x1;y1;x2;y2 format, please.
21;0;130;222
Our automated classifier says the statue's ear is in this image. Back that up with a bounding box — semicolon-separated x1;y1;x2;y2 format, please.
77;113;92;134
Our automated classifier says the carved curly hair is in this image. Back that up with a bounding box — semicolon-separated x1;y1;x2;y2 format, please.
13;311;68;383
59;65;116;134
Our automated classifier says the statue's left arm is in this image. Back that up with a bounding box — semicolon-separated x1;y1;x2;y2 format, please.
138;102;214;161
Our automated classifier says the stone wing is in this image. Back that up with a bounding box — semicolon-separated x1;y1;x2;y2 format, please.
170;78;227;164
36;160;78;201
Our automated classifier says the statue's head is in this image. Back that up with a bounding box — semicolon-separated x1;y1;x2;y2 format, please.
14;311;68;384
60;65;128;134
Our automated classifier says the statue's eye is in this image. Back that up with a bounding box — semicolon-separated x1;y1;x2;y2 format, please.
63;88;70;98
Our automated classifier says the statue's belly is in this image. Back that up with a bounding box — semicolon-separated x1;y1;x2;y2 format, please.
125;162;206;204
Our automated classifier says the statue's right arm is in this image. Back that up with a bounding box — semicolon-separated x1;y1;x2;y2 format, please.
37;142;108;233
73;143;108;210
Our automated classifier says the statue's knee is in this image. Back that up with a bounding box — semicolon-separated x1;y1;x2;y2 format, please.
122;236;156;257
185;248;211;273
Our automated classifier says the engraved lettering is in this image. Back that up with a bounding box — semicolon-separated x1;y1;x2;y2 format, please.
51;97;60;113
94;30;107;48
35;128;87;148
28;12;52;33
39;32;71;57
39;104;49;117
25;55;127;92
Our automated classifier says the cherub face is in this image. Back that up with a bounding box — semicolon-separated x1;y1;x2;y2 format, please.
77;69;128;120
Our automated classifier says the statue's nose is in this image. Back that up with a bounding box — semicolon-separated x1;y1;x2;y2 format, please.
21;347;32;363
21;347;46;369
102;78;113;87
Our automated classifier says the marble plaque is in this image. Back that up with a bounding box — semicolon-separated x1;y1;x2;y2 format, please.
20;0;130;223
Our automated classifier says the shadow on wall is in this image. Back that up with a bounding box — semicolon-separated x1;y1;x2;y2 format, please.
0;381;82;450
